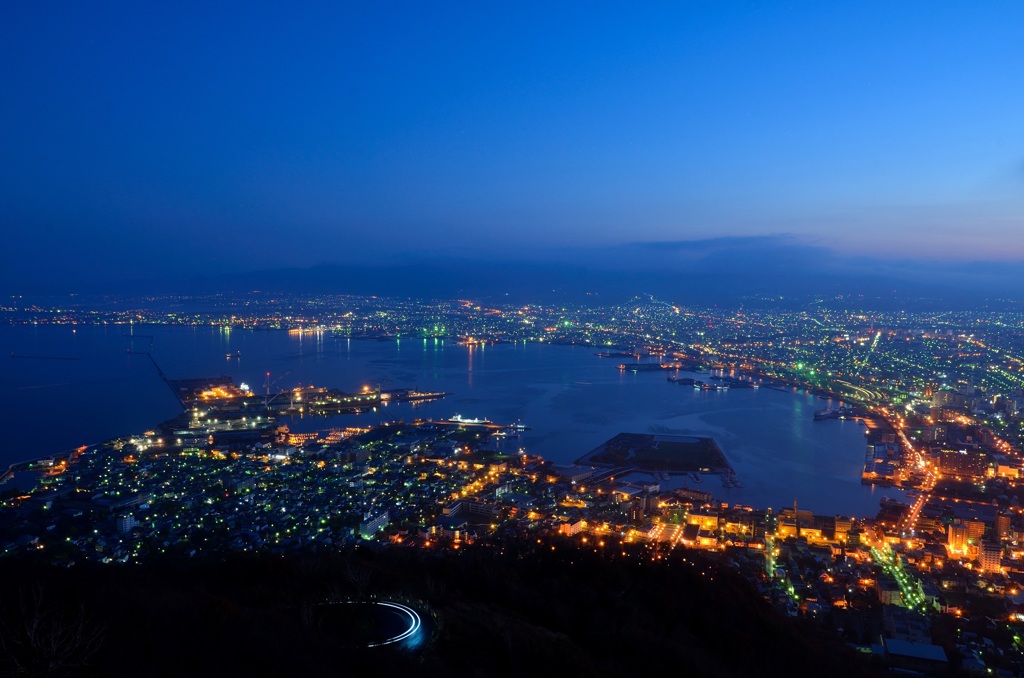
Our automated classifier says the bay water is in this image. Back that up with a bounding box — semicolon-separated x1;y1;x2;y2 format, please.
1;324;900;516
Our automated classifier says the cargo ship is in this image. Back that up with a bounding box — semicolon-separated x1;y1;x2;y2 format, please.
448;414;492;425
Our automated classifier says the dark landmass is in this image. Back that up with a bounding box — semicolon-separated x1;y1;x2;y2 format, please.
0;537;883;678
11;248;1024;309
578;432;732;475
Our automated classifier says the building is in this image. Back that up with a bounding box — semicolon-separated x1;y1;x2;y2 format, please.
553;465;594;484
558;518;587;536
425;515;472;542
834;516;853;542
882;605;932;644
687;509;719;531
938;448;990;478
979;540;1002;574
876;578;903;606
948;523;968;554
996;511;1012;540
882;639;948;673
965;519;986;544
358;510;390;540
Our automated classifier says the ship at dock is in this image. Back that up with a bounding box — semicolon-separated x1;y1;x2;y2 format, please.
491;421;530;438
448;414;492;425
813;406;865;421
666;376;728;390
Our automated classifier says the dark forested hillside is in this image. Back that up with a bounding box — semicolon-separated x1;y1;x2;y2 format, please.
0;537;884;677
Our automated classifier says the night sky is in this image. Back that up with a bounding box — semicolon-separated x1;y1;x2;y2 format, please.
2;3;1023;291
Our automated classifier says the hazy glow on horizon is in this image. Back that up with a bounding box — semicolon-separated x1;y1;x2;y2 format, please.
2;2;1023;285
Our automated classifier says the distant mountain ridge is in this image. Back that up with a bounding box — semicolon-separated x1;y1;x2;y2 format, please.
7;238;1024;308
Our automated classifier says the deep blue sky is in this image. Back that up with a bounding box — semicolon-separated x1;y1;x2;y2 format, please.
2;2;1023;291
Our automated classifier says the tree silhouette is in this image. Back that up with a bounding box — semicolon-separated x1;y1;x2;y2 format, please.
0;583;105;677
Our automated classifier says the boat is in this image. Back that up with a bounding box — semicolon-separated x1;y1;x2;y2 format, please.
449;414;492;425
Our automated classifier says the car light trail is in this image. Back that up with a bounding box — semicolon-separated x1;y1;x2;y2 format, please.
337;600;422;648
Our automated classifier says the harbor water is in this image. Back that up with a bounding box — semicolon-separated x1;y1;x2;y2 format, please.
0;324;902;516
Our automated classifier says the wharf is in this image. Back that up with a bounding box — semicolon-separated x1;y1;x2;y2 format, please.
431;418;504;431
618;362;682;372
577;432;734;477
813;406;870;421
294;388;449;415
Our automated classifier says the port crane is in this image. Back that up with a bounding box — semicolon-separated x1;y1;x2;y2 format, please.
138;352;186;410
262;371;293;410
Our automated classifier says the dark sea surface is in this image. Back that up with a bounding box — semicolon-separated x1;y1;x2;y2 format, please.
1;324;901;516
